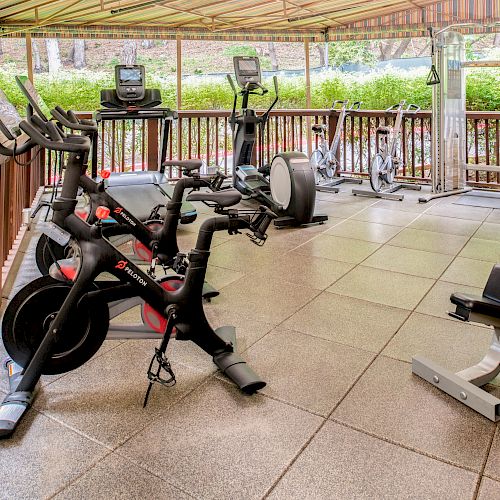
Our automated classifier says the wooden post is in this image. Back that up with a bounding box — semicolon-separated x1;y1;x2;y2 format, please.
304;40;312;155
26;32;34;82
176;35;182;160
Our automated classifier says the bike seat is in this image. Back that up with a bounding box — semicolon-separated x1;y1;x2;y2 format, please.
312;124;326;133
162;159;202;171
450;292;500;322
377;126;391;135
186;189;242;207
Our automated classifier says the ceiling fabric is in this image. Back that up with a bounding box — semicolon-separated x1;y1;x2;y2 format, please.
0;0;498;41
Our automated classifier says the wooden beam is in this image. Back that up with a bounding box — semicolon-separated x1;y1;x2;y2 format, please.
25;32;34;82
176;35;182;160
463;60;500;67
304;39;312;156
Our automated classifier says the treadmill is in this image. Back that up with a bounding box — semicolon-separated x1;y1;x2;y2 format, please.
15;72;197;224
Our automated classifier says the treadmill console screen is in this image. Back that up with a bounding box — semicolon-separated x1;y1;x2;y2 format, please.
114;65;146;102
119;67;143;84
233;56;262;88
15;75;52;121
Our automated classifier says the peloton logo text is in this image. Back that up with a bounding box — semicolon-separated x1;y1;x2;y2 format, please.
113;207;137;227
115;260;147;286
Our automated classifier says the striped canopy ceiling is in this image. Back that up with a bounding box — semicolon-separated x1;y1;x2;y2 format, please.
0;0;499;41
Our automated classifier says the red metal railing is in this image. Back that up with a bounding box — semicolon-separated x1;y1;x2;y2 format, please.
1;146;45;297
78;109;500;189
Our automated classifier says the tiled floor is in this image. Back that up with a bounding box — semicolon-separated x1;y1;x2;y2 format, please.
1;185;500;499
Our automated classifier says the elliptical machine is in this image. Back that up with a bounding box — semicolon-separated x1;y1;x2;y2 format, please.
228;56;327;227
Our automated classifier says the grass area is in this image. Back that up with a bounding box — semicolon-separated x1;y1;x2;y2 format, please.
1;64;500;113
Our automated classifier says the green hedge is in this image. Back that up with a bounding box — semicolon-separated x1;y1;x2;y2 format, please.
1;65;499;113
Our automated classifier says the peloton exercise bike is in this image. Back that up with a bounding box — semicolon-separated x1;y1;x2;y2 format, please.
310;99;363;193
16;70;203;275
0;108;274;438
227;56;327;227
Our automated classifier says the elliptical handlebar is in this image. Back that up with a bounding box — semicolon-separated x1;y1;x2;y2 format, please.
349;101;362;111
385;100;406;113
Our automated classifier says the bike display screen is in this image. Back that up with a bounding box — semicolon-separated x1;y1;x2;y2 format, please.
15;75;52;121
0;89;21;139
119;68;142;84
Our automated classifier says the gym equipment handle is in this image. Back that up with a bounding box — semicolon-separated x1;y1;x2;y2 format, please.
20;119;91;154
52;106;98;133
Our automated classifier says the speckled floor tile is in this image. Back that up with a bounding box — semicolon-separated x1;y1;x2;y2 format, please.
205;264;245;290
250;252;354;291
363;245;454;278
374;199;437;213
383;312;494;373
416;280;485;322
478;477;500;500
242;327;374;415
203;304;274;352
268;421;478;500
352;206;420;226
409;214;481;236
34;340;211;448
426;203;491;221
333;356;496;470
207;239;283;272
327;265;435;310
475;222;500;243
485;209;500;224
390;228;469;255
485;427;500;482
441;257;495;287
0;410;109;499
292;234;380;264
54;453;192;500
325;219;401;243
316;201;370;218
118;378;322;500
281;292;409;352
214;275;319;324
459;238;500;262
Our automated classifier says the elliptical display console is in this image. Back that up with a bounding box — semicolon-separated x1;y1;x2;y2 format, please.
229;56;327;227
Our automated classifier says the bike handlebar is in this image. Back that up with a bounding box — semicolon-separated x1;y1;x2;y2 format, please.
51;106;98;133
20;118;91;153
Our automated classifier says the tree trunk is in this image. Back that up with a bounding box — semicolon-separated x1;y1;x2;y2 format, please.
32;39;42;73
392;39;411;59
317;44;325;68
268;41;278;71
45;39;61;74
121;40;137;65
0;40;3;56
142;40;154;49
73;39;86;69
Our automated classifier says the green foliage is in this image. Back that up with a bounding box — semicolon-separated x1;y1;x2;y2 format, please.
328;41;377;68
0;66;497;113
222;45;257;57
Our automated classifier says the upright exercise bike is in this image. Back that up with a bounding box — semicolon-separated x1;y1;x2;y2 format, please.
228;56;327;227
0;111;274;439
310;99;363;193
